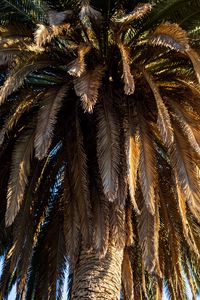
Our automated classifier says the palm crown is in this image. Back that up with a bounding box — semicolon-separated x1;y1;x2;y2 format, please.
0;0;200;299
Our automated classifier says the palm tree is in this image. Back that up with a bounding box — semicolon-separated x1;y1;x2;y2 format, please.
0;0;200;299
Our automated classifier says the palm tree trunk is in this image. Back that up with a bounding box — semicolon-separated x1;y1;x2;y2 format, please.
71;245;123;299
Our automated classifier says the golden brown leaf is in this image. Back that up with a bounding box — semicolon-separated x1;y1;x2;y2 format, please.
142;68;174;146
186;48;200;84
68;45;91;77
138;122;156;215
74;65;104;112
114;3;152;24
34;85;68;160
34;24;52;47
169;126;200;221
138;191;160;274
168;99;200;156
146;22;189;51
127;129;140;214
118;42;135;95
121;250;134;299
6;129;34;227
96;100;121;201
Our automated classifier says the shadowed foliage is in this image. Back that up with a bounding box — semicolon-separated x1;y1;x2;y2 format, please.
0;0;200;299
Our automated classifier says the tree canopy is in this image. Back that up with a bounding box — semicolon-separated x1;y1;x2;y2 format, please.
0;0;200;299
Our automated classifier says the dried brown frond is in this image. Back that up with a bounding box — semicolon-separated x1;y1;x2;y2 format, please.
34;24;52;47
175;178;199;256
74;65;104;112
65;117;92;248
118;42;135;95
116;124;128;207
169;125;200;221
91;175;109;257
68;45;91;77
168;99;200;156
159;186;182;286
51;23;70;36
34;85;68;160
146;22;189;51
11;164;42;296
184;261;197;300
138;121;156;215
5;129;34;227
186;48;200;84
96;100;120;201
127;127;140;214
114;3;152;24
110;203;126;249
138;190;160;274
142;68;174;146
125;203;135;246
121;250;133;299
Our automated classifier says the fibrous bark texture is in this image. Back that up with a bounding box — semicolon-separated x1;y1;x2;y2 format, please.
71;246;123;299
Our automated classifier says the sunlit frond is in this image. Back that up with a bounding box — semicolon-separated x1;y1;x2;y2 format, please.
138;121;156;215
6;129;34;226
118;42;135;95
114;3;152;24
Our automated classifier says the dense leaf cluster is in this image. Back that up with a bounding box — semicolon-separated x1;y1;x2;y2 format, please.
0;0;200;299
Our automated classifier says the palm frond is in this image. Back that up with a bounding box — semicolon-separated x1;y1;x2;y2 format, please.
1;0;46;23
114;3;152;24
146;22;188;51
121;250;133;300
142;68;174;146
0;92;41;146
175;177;200;256
65;116;92;247
68;45;91;77
118;42;135;95
168;99;200;156
110;203;126;249
91;175;109;257
186;48;200;84
96;99;120;201
34;23;70;47
34;24;51;47
138;193;160;274
145;22;200;83
34;85;68;160
138;121;156;215
0;55;47;105
125;202;134;247
74;65;104;112
127;127;140;214
169;125;200;221
5;128;34;226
